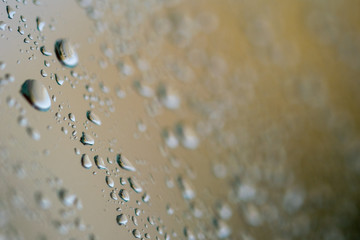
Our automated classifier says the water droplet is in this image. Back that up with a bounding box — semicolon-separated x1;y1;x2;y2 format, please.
116;154;136;172
184;227;196;240
36;17;45;31
68;113;76;122
109;190;117;200
81;154;92;169
105;176;114;188
6;6;15;19
216;202;232;220
86;110;101;126
94;155;106;169
142;192;150;203
128;177;143;193
40;69;48;77
35;192;51;209
54;74;64;86
157;84;180;110
175;123;199;150
132;216;138;226
116;214;128;225
55;39;79;68
134;208;141;216
17;26;24;35
58;189;77;207
133;80;154;98
178;177;195;200
214;219;231;239
119;189;130;202
40;46;52;56
133;229;141;239
21;79;51;111
0;21;6;31
80;132;94;145
17;116;28;127
162;129;178;149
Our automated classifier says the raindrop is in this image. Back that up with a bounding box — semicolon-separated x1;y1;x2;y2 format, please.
119;189;130;202
80;132;94;145
184;227;196;240
40;69;48;77
105;176;114;188
86;110;101;126
116;154;136;172
215;219;231;239
133;80;154;98
6;6;15;19
55;39;79;68
110;190;118;200
21;79;51;111
128;177;143;193
116;214;128;225
81;154;92;169
134;208;141;216
94;155;106;169
17;116;28;127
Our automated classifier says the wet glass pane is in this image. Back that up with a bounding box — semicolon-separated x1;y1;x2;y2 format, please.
0;0;360;239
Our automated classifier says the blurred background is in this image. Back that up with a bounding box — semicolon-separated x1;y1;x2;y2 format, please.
0;0;360;239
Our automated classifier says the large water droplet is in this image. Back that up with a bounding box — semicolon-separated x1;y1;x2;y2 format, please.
116;154;136;172
119;189;130;202
81;154;92;169
55;39;79;68
116;214;128;225
80;132;94;145
128;177;143;193
87;111;101;126
21;79;51;111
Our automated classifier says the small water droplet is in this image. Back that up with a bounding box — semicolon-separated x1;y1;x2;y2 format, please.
55;39;78;68
162;129;178;149
94;155;106;169
81;154;92;169
133;229;141;239
40;46;52;56
116;154;136;172
116;214;128;225
68;113;76;122
17;26;24;35
80;132;94;145
142;192;150;203
0;21;6;31
110;190;118;200
21;79;51;111
178;177;195;200
35;192;51;209
58;188;77;207
157;84;180;110
36;17;45;31
128;177;143;193
6;6;16;19
105;176;114;188
175;123;199;150
119;189;130;202
86;110;101;126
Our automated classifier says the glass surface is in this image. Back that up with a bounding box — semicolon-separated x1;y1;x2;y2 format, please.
0;0;360;239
